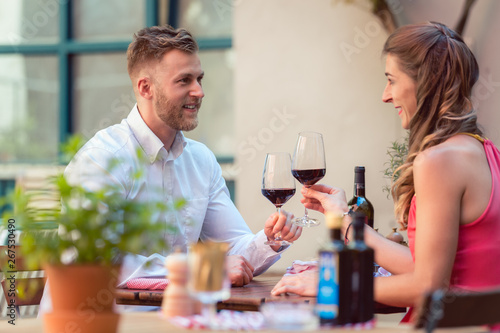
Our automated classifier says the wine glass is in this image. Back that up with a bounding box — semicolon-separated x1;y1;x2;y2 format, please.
292;131;326;227
262;152;296;246
188;242;230;329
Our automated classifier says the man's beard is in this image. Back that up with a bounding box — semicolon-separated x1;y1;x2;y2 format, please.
154;90;199;132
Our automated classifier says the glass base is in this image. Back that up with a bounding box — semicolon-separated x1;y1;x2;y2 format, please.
264;239;292;246
293;216;320;227
194;288;230;304
264;230;292;246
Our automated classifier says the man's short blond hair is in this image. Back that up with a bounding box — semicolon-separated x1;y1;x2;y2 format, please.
127;25;198;79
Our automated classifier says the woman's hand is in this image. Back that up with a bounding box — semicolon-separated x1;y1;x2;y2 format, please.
300;184;349;215
264;210;302;251
271;270;318;297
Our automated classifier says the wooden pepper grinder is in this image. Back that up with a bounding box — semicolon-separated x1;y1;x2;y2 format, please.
162;249;195;318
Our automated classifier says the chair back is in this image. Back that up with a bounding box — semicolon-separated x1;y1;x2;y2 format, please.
0;245;45;308
15;167;62;216
0;167;60;317
413;287;500;332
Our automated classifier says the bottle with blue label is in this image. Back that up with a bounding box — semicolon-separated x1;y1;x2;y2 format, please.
316;212;351;326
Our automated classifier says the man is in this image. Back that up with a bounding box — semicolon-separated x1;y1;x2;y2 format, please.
64;25;302;288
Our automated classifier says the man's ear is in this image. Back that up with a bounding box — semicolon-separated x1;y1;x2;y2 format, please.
137;76;154;100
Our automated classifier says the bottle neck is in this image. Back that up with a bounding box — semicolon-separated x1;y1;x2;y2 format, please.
353;183;366;197
352;213;366;242
329;228;341;241
353;224;364;242
353;170;366;197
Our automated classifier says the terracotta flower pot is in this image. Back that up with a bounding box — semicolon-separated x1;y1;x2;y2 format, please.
44;264;120;333
44;311;120;333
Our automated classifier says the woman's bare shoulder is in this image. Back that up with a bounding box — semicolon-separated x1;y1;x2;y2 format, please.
413;135;486;190
415;135;484;169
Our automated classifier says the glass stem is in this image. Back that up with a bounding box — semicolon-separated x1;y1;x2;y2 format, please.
202;302;218;329
275;207;282;241
303;185;310;219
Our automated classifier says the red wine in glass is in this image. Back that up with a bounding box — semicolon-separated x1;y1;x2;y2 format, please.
292;132;326;227
262;153;296;246
291;169;326;186
262;188;296;208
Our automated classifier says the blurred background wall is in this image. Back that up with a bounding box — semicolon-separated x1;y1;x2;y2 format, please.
0;0;499;274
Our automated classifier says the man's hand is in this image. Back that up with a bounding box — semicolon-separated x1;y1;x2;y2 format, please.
226;255;254;287
264;210;302;251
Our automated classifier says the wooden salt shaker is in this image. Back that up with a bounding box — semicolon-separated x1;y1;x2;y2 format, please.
162;250;195;318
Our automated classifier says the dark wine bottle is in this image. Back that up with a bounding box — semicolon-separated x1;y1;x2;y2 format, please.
347;166;374;228
316;212;351;326
347;212;374;324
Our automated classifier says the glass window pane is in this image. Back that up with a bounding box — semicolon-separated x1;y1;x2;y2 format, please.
185;49;234;157
72;0;146;41
179;0;232;39
0;55;59;163
73;53;135;139
0;0;59;45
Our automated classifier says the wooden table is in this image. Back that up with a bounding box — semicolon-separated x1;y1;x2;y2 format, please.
115;273;406;314
0;311;489;333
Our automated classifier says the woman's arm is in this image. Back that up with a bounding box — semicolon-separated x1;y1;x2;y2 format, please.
363;226;414;275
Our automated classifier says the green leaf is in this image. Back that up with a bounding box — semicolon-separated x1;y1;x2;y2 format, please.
382;133;409;198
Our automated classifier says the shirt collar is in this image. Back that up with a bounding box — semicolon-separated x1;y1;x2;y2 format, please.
169;131;187;162
127;104;187;163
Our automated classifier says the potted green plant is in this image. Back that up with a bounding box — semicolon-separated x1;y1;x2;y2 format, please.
1;137;185;333
381;134;409;245
382;134;408;198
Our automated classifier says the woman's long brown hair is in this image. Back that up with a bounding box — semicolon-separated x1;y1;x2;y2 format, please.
383;22;482;228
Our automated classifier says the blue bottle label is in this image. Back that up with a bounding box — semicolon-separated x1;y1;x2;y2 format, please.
316;251;339;319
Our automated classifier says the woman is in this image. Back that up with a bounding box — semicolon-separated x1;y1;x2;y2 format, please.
271;22;500;321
